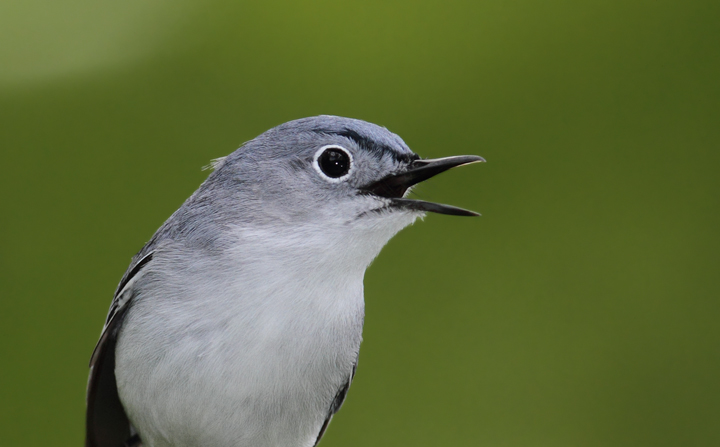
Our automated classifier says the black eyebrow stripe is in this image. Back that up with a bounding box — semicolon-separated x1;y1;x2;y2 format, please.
312;128;418;163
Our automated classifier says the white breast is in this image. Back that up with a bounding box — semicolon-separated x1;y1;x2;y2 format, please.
114;225;380;447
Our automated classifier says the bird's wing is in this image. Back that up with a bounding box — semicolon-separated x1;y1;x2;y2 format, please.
313;361;358;446
86;252;154;447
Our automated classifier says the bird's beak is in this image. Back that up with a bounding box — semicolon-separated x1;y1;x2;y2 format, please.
362;155;485;216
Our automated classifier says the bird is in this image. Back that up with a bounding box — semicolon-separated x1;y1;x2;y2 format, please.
85;115;484;447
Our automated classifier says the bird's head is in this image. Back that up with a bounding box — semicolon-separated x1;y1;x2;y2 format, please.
194;115;483;266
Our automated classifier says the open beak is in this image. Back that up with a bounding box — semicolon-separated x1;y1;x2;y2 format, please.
362;155;485;216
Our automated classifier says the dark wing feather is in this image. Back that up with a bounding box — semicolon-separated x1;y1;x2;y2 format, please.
86;252;154;447
86;306;132;447
313;361;358;446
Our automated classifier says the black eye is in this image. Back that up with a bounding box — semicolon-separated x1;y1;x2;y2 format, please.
317;147;351;179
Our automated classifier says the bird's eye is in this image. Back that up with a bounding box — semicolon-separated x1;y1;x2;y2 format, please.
314;146;353;181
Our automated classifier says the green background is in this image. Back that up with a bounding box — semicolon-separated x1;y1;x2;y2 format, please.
1;1;718;446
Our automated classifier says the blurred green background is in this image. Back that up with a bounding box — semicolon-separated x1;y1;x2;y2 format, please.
1;0;719;446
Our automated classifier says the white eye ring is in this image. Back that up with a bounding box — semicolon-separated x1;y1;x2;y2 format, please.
312;145;354;183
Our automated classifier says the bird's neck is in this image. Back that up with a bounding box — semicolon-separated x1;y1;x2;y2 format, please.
228;221;404;277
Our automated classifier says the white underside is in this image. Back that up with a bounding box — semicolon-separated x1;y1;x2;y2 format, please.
115;210;417;447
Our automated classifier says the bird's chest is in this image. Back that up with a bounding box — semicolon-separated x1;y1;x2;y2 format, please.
174;267;366;400
118;254;367;447
221;274;365;382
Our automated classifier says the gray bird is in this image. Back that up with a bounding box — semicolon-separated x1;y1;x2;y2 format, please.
86;115;483;447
